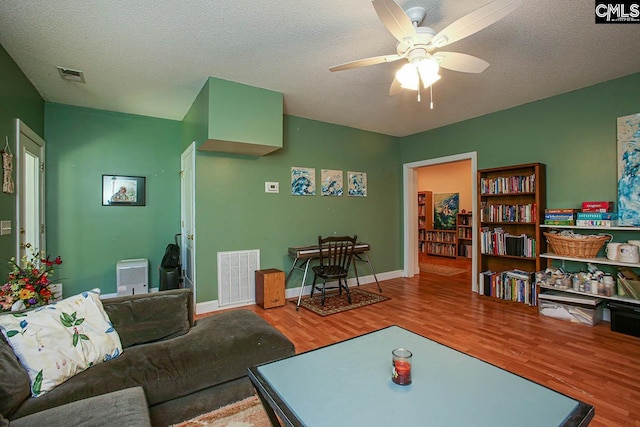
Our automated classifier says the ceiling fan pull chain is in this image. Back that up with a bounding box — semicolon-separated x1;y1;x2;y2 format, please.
430;84;434;110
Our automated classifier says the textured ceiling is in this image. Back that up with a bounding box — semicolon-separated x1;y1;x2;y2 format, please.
1;0;639;137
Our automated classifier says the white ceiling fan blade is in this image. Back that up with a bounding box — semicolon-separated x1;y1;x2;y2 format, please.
389;77;402;96
372;0;417;42
329;54;402;72
429;0;522;48
432;52;489;73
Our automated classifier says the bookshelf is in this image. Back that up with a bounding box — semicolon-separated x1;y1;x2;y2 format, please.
457;212;473;259
426;229;457;258
477;163;546;304
417;191;432;258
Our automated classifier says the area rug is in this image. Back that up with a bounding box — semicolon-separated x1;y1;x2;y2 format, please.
172;395;271;427
419;263;469;276
296;288;390;317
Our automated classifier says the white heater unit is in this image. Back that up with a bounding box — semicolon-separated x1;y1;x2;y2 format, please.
117;258;149;296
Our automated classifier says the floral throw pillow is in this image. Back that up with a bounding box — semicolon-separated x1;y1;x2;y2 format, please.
0;289;123;397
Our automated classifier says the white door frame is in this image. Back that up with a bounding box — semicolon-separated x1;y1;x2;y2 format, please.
180;142;196;301
15;119;46;259
403;152;478;292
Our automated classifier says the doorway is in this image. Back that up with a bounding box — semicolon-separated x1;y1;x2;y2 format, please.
403;152;478;292
15;119;45;259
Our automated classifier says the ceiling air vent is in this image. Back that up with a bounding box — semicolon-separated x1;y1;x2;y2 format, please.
56;66;85;83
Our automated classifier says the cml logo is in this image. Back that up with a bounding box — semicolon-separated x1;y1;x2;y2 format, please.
595;1;640;23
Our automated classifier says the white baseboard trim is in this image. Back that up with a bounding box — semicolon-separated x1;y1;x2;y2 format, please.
194;269;403;316
196;299;261;315
196;300;219;314
284;269;402;299
100;287;159;300
99;270;404;315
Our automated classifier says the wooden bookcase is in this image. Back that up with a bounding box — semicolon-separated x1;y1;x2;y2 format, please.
477;163;546;301
457;212;473;259
417;191;432;258
426;229;457;258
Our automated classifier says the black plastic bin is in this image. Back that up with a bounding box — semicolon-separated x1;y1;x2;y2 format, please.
159;266;181;291
608;301;640;338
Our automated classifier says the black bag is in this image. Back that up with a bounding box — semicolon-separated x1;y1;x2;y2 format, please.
161;244;180;268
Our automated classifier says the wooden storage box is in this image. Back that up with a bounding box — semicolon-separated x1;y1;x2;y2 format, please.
255;269;285;309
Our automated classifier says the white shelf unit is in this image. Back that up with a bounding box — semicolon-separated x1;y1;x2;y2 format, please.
540;224;640;305
538;283;640;306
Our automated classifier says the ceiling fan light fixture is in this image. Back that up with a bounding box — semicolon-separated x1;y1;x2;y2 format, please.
396;63;420;90
396;58;440;91
417;58;440;88
420;71;441;88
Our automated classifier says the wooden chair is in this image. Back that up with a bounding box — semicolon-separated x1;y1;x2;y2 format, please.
311;235;358;306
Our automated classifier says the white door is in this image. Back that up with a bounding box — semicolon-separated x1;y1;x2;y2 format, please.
180;143;196;300
16;120;45;259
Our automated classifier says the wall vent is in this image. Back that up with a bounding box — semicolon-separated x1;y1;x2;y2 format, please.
217;250;259;307
57;66;85;83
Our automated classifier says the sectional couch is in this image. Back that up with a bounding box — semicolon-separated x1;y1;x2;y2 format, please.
0;288;295;426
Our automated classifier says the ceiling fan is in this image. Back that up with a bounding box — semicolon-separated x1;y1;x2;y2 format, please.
329;0;522;100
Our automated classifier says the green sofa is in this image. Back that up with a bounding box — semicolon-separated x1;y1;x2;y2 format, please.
0;288;295;426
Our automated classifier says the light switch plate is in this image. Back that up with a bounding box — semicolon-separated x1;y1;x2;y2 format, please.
265;182;279;193
0;220;11;236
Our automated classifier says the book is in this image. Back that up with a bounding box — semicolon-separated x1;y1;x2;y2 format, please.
575;219;614;227
544;214;575;220
544;208;578;214
576;212;618;220
582;201;614;212
545;220;575;225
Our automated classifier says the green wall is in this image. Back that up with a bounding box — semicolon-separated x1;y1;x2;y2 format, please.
193;115;402;303
401;73;640;208
44;103;182;296
5;38;639;305
0;44;44;271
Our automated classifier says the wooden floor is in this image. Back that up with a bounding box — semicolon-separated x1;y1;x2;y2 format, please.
210;256;640;426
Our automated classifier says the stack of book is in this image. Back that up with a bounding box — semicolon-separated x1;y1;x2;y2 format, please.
479;174;536;195
480;203;536;223
576;212;618;227
545;203;618;227
578;201;617;226
480;227;536;257
478;269;536;305
582;201;614;212
544;209;577;225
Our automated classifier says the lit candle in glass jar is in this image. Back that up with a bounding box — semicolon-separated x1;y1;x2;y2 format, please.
392;348;412;385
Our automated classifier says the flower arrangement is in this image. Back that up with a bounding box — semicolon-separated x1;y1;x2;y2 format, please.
0;247;62;311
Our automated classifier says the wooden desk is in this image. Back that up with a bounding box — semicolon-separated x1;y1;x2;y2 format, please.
287;242;381;310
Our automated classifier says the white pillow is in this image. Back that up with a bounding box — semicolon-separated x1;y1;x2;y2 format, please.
0;289;123;397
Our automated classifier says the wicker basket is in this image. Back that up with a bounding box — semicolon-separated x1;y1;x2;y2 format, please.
544;232;611;258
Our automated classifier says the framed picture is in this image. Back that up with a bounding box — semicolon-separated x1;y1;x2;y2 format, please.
434;193;459;230
102;175;146;206
291;167;316;196
617;113;640;225
347;171;367;197
321;169;343;196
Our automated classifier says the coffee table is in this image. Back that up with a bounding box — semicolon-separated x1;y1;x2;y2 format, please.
248;326;594;426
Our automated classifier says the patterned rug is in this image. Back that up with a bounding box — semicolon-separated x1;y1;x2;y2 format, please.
296;288;390;316
172;395;271;427
419;263;469;276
